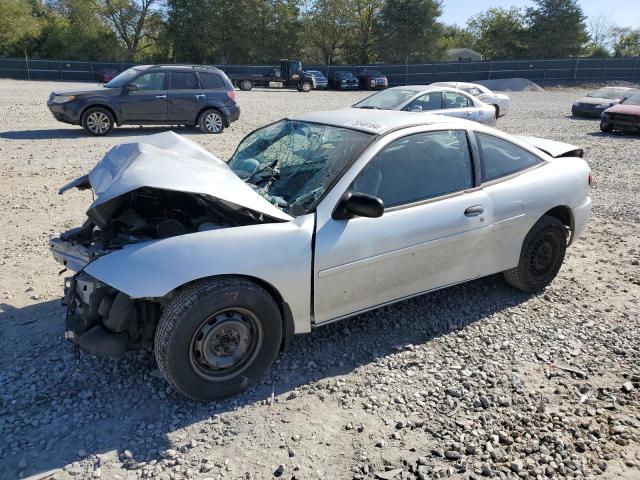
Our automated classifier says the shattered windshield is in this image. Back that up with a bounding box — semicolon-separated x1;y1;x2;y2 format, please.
228;120;372;215
353;89;417;110
587;88;627;99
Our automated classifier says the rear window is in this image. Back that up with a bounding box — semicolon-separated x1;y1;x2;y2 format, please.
198;72;225;89
171;71;199;89
477;133;543;182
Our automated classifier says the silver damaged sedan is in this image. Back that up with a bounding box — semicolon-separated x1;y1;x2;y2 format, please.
52;109;592;400
352;85;497;125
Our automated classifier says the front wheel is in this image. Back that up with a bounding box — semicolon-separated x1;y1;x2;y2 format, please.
81;107;114;136
239;80;253;91
298;81;312;92
600;119;613;132
198;109;225;134
155;278;283;401
504;215;567;292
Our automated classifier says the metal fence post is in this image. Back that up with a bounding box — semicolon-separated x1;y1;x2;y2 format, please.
543;59;547;83
602;58;607;82
633;57;638;81
24;51;30;80
90;62;94;82
405;62;408;86
573;58;579;82
488;60;493;80
60;61;63;81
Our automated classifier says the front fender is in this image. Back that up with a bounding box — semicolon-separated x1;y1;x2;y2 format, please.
84;214;315;333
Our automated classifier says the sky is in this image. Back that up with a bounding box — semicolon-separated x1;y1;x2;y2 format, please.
440;0;640;28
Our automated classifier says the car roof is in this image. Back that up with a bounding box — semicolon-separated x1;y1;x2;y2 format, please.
387;84;471;94
288;108;471;135
136;64;226;74
434;81;487;89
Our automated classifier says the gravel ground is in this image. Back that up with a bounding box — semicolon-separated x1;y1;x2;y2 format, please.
0;79;639;480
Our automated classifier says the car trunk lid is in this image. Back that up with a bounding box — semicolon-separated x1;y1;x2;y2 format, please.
516;135;584;159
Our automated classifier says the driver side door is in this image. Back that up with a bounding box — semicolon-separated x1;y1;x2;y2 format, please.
119;71;168;122
313;129;493;324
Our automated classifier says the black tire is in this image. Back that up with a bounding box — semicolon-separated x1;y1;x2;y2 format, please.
155;277;282;401
81;107;114;136
298;81;312;92
504;215;568;292
600;119;613;132
198;108;225;134
493;105;500;119
239;80;253;91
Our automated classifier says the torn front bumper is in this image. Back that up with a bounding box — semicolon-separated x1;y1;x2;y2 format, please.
51;237;91;272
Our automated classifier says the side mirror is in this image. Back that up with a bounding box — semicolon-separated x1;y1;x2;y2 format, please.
332;192;384;220
408;104;423;112
127;84;138;92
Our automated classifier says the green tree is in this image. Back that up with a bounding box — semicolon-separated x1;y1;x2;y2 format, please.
377;0;443;63
439;25;476;53
526;0;588;58
249;0;302;63
0;0;42;56
93;0;160;61
301;0;352;64
343;0;383;64
467;7;526;60
613;28;640;57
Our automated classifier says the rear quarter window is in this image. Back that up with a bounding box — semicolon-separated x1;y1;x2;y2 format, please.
199;72;225;89
476;133;543;182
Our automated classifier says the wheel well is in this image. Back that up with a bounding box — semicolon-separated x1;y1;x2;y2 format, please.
195;106;228;127
81;104;119;124
172;274;294;351
544;205;574;244
493;104;500;117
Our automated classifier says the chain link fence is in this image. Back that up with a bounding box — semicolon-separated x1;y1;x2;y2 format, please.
1;56;640;86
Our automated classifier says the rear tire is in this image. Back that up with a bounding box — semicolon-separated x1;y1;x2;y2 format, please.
504;215;567;292
198;108;225;134
600;119;613;132
240;80;253;91
155;278;283;401
81;107;114;136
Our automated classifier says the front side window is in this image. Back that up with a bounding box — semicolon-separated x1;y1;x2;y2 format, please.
405;92;443;111
476;133;543;182
198;72;224;89
228;120;372;214
444;91;472;109
171;71;199;89
352;130;474;208
133;72;166;90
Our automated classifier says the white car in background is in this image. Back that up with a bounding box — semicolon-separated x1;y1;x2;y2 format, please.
51;109;591;400
352;85;497;126
433;81;511;118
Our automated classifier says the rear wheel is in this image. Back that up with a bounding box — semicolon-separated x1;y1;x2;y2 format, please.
240;80;253;91
504;215;567;292
600;119;613;132
154;278;282;401
81;107;114;136
198;109;225;134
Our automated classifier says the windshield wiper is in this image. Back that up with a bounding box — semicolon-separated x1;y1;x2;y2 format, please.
244;158;279;183
355;105;379;109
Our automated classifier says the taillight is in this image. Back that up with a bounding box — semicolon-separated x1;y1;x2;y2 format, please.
588;172;593;186
226;90;236;102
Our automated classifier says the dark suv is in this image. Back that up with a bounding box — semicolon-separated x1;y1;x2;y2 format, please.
47;65;240;135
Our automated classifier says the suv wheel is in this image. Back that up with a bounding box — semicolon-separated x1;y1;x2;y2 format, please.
81;107;114;136
155;278;283;401
198;109;225;134
240;80;253;91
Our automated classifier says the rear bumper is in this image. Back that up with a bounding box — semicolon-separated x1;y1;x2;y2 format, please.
572;196;592;242
571;105;604;118
223;105;241;124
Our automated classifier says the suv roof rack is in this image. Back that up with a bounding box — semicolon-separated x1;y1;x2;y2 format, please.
145;64;221;71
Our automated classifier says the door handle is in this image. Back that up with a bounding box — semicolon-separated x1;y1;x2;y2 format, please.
464;205;484;217
156;94;167;100
465;111;473;116
195;94;206;100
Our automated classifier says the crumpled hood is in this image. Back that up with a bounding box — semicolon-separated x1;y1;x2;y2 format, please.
60;131;293;223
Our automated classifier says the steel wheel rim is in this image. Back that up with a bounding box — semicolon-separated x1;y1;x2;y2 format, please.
528;233;557;278
205;113;223;133
190;307;262;381
302;83;311;92
86;112;110;134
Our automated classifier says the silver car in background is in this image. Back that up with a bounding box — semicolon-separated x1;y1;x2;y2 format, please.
51;109;592;401
572;86;639;118
352;85;497;126
432;81;511;118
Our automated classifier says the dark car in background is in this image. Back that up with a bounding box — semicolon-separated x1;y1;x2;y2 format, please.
306;70;329;89
357;69;388;90
47;64;239;136
601;93;640;133
571;87;638;118
95;68;119;83
330;71;358;90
